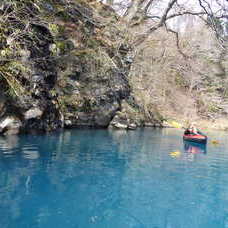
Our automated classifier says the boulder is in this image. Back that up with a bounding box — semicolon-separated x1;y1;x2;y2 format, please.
144;122;155;127
94;102;119;127
24;107;43;120
111;122;128;129
0;116;22;135
109;111;138;130
128;123;137;130
64;119;72;127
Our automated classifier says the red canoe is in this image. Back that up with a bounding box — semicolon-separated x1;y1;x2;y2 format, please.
183;134;207;144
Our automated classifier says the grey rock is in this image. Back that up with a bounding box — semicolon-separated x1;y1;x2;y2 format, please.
32;74;44;82
144;122;155;127
112;122;128;129
64;119;72;127
94;102;119;127
154;123;162;128
24;107;43;120
0;116;22;135
128;123;137;130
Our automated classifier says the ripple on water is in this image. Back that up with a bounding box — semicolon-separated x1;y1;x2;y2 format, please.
22;145;39;160
0;135;20;156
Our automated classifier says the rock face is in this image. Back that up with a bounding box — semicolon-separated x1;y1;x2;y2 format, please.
0;0;136;134
24;108;43;120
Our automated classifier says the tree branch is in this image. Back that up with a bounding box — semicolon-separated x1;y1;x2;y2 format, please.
164;23;189;59
143;0;154;14
134;0;178;45
166;11;206;20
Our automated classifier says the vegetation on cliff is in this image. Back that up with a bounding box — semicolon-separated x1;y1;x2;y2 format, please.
0;0;133;134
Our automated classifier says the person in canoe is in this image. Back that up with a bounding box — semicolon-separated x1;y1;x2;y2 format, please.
183;122;207;144
184;122;199;135
184;122;206;135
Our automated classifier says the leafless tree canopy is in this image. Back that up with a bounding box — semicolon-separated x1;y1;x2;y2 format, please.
100;0;227;124
102;0;227;46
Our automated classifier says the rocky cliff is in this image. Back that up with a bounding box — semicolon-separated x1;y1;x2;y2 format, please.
0;0;149;135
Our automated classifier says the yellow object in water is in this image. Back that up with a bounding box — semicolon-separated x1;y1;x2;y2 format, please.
170;151;181;157
211;140;219;145
170;121;182;129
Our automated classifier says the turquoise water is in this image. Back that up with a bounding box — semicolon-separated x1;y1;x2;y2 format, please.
0;128;228;228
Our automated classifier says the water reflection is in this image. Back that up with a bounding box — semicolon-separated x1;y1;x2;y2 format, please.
0;134;40;160
0;130;129;228
1;129;228;228
0;135;19;153
184;141;207;154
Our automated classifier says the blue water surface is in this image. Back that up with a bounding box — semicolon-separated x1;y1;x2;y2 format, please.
0;128;228;228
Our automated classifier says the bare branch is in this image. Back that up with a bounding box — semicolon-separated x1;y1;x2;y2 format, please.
164;23;189;59
143;0;154;14
198;0;227;46
166;11;206;20
134;0;178;45
123;0;143;23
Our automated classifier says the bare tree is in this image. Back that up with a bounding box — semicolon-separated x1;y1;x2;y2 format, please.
103;0;227;48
